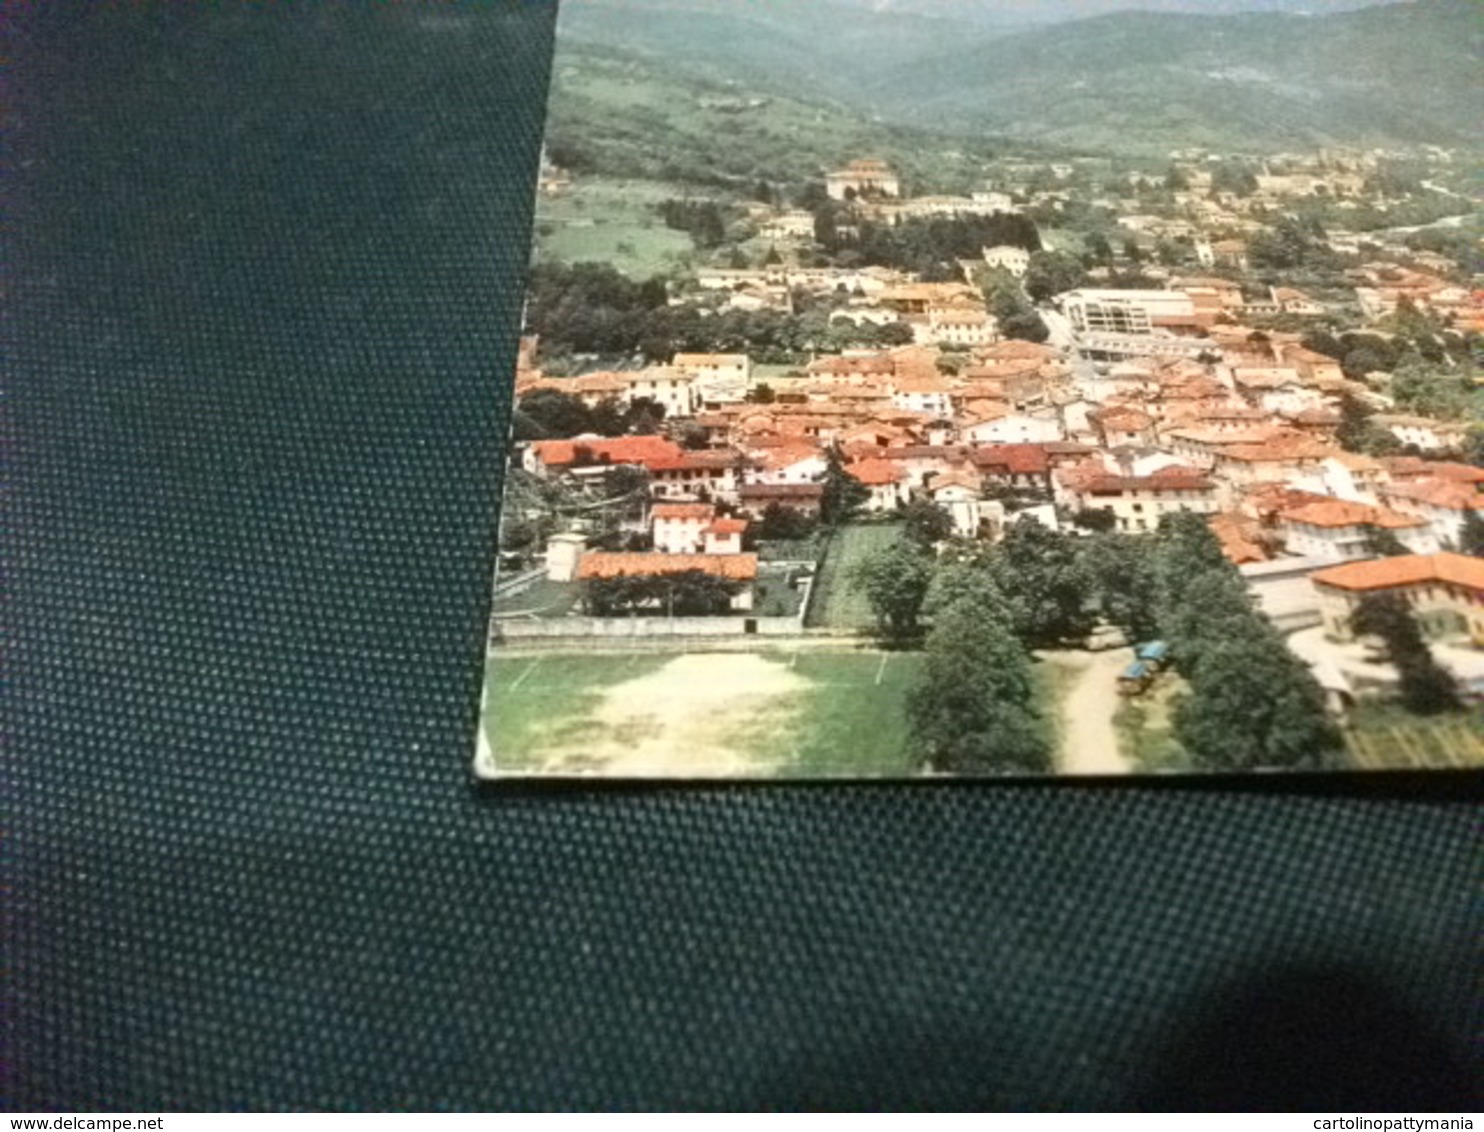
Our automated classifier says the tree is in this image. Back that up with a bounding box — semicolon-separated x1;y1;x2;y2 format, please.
1350;594;1462;715
983;274;1050;344
584;570;741;617
1022;250;1087;304
1071;508;1116;534
848;538;934;642
1459;509;1484;557
901;498;955;547
1123;510;1346;768
1083;531;1160;642
1211;160;1258;197
1388;353;1472;420
1158;567;1263;676
1361;525;1411;558
819;447;869;526
1172;634;1344;770
1460;428;1484;470
515;388;592;439
987;515;1096;648
1084;232;1114;267
755;503;816;542
626;397;666;436
1336;392;1399;456
908;587;1052;775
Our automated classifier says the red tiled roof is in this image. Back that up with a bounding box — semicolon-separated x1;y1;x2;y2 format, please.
1209;513;1268;565
577;553;758;582
1384;478;1484;512
529;436;684;468
738;483;824;501
969;444;1051;476
929;469;983;494
807;355;895;377
848;458;905;486
1310;553;1484;594
1279;500;1423;530
647;450;750;473
652;503;716;521
1081;473;1213;495
707;518;749;536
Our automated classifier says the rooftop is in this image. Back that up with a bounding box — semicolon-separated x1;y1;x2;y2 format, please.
1310;552;1484;594
1279;499;1423;531
848;458;906;486
529;436;683;468
577;552;759;583
652;503;716;522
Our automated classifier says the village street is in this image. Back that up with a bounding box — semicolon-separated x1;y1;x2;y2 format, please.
1047;647;1135;775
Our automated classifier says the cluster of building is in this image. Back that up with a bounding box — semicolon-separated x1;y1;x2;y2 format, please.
513;149;1482;651
515;315;1482;644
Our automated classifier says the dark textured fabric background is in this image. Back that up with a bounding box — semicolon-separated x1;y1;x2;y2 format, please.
7;1;1482;1112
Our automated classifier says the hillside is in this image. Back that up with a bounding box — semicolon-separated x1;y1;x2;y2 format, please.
551;0;1483;157
871;0;1484;153
541;46;1043;194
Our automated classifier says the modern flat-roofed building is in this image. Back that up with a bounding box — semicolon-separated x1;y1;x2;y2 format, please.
1060;289;1201;336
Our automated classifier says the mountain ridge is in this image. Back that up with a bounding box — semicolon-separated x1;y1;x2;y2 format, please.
553;0;1483;155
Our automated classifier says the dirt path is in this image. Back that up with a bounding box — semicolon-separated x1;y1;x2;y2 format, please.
1049;648;1134;776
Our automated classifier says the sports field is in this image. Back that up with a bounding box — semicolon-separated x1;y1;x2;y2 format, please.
481;648;923;778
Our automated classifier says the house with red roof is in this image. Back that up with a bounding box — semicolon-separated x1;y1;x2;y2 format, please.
523;435;685;478
848;458;909;512
1276;498;1436;562
736;483;824;521
1379;476;1484;547
652;503;719;555
928;468;993;539
1057;465;1217;533
647;450;753;505
1310;553;1484;645
577;552;759;612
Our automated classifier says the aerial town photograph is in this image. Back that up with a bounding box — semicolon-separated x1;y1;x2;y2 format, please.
478;0;1483;779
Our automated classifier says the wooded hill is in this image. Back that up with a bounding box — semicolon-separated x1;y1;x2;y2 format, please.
554;0;1483;157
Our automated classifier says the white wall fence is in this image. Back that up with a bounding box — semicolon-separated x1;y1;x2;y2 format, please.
493;614;807;641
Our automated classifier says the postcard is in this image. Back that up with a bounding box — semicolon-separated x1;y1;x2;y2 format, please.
476;0;1483;779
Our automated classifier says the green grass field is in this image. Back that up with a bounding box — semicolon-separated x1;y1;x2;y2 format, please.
533;178;693;277
805;522;905;631
484;647;923;778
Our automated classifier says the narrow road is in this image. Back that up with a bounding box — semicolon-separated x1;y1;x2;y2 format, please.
1048;647;1134;776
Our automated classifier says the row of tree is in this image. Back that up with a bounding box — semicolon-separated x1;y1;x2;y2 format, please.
513;388;668;442
525;262;917;362
811;211;1042;280
583;571;741;617
848;510;1350;773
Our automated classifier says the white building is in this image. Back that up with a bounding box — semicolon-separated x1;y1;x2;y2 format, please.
982;245;1031;277
826;159;901;201
1277;499;1437;562
759;210;815;240
652;503;718;555
673;353;751;407
1059;289;1199;336
624;367;699;418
